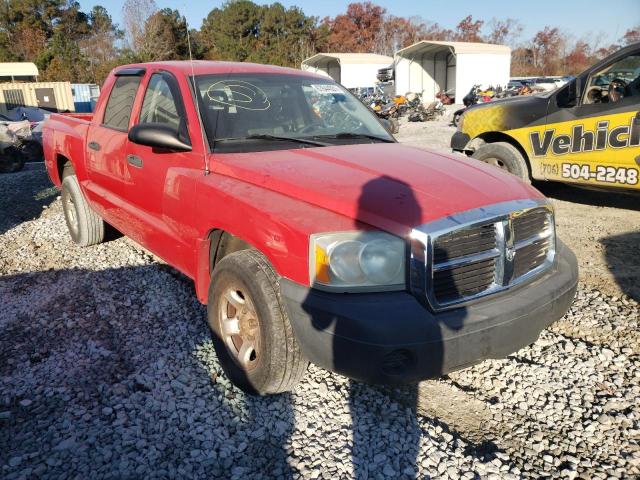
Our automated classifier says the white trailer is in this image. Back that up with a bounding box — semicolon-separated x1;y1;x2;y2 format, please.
301;53;393;90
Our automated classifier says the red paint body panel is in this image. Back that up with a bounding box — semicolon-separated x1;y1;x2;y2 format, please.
43;61;544;304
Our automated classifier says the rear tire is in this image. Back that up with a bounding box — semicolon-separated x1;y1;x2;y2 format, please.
207;250;308;395
61;173;105;246
471;141;531;183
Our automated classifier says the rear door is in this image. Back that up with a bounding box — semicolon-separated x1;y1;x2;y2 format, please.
85;70;144;229
538;48;640;190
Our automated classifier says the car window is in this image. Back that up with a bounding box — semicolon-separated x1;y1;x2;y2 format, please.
583;52;640;105
102;76;141;131
139;73;181;129
195;73;393;153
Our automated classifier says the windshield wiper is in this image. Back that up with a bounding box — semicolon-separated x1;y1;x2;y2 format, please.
311;132;395;143
216;134;329;147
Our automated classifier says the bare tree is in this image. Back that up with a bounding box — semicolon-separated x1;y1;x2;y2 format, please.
122;0;158;52
486;18;523;47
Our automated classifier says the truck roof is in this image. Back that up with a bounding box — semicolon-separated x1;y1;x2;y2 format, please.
113;60;325;79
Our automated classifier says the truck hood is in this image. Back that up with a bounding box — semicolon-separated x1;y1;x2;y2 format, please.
213;143;544;236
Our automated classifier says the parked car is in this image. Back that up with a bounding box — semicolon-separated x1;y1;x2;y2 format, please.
377;65;394;82
451;42;640;191
43;61;578;395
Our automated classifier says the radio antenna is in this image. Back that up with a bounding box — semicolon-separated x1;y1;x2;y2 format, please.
185;13;209;175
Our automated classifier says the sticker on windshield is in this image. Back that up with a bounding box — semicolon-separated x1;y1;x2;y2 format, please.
311;84;344;95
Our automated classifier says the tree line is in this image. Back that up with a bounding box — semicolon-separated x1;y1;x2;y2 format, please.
0;0;637;85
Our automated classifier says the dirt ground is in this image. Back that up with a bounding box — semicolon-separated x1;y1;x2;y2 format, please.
395;108;640;302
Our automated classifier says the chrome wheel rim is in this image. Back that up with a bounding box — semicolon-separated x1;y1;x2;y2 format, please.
219;286;261;370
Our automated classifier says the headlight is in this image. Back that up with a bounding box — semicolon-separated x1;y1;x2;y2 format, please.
310;231;406;291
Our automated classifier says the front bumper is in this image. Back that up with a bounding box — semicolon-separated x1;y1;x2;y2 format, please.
451;130;471;151
281;240;578;384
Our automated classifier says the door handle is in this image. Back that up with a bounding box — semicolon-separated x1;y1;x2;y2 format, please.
127;154;143;168
88;141;101;151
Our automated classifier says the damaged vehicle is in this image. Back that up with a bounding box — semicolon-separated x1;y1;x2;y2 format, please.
0;119;42;173
43;61;578;394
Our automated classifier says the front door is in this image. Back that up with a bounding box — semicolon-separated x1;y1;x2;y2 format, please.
122;70;200;274
540;48;640;189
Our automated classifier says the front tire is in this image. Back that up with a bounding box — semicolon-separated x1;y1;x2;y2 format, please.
61;173;105;246
471;141;531;183
207;250;308;395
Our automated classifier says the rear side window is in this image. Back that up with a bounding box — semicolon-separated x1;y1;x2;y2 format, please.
102;76;141;131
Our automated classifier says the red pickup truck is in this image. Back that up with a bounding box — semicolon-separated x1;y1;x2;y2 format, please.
43;61;578;395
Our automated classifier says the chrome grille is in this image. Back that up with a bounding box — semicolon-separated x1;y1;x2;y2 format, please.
513;237;551;278
433;256;497;303
433;223;496;262
513;208;550;242
410;200;556;311
432;224;498;303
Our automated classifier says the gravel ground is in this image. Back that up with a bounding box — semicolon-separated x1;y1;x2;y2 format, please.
1;159;639;478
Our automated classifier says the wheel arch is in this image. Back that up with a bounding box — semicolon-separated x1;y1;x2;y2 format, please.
476;131;530;166
55;153;73;185
195;228;273;305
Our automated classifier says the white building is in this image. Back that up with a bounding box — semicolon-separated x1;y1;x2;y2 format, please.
301;53;393;89
0;62;39;82
393;41;511;103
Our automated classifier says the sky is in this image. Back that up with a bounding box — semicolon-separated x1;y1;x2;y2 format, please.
79;0;639;46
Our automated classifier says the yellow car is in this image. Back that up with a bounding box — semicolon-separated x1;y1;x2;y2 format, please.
451;42;640;191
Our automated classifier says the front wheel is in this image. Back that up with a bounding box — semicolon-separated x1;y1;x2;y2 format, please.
207;250;308;395
471;142;531;183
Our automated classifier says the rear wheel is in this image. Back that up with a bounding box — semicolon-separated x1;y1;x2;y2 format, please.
471;142;530;183
61;171;105;246
207;250;308;395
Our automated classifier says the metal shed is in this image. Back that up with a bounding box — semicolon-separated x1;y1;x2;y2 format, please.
0;81;75;115
71;83;101;113
301;53;393;89
394;41;511;103
0;62;39;82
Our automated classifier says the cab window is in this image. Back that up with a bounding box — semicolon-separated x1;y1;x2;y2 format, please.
583;52;640;105
139;73;182;129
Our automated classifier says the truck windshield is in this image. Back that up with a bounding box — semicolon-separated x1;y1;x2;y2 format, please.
194;73;394;152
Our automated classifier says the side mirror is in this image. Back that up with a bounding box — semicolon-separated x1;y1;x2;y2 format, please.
128;123;192;151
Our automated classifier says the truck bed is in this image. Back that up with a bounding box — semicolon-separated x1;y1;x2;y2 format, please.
43;113;93;186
